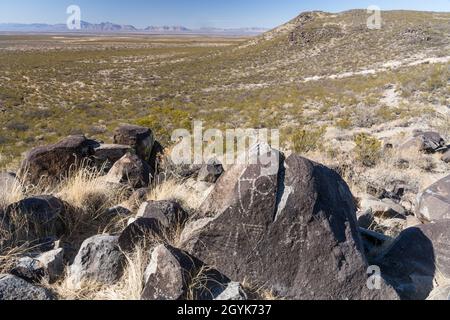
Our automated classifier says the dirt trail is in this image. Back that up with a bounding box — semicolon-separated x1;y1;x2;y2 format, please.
203;54;450;92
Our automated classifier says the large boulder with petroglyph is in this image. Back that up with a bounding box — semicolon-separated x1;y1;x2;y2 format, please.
416;175;450;222
19;135;98;186
181;143;398;300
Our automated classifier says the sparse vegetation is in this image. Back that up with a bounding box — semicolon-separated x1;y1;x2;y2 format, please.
353;133;382;167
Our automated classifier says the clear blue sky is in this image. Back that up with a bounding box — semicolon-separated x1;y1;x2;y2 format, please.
1;0;449;28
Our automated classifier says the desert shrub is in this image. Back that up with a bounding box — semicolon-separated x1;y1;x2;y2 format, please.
291;126;326;154
136;106;191;144
336;117;352;129
353;133;382;167
424;65;448;91
375;106;397;121
6;122;29;132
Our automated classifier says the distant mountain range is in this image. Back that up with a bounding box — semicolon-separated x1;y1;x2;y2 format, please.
0;21;268;35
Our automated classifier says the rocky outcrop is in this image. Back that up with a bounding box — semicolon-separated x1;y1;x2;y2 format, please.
360;195;406;219
92;144;131;172
416;175;450;222
197;159;224;183
118;218;163;251
443;149;450;163
141;244;232;300
399;131;446;154
0;274;55;300
113;125;155;162
19;135;98;185
181;146;398;300
105;153;151;189
4;195;69;239
136;200;188;228
68;235;125;287
10;248;64;284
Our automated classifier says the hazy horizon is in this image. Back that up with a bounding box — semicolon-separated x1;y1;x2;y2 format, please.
1;0;450;29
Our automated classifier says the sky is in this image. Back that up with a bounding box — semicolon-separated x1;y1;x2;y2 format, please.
1;0;450;29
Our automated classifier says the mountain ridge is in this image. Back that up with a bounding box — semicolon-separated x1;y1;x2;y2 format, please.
0;21;268;35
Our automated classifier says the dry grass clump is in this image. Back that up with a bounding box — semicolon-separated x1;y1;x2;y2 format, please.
56;167;128;216
50;244;150;300
240;279;280;300
147;179;206;211
54;167;130;243
0;176;24;211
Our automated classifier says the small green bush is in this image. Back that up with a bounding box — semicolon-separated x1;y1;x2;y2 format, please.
353;133;382;167
292;126;326;154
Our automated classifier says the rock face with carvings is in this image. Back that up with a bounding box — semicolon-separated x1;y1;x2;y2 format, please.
181;144;398;300
416;175;450;222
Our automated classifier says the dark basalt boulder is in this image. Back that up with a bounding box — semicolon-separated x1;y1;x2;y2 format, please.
181;147;398;300
113;125;155;162
68;235;125;286
0;274;55;300
105;153;151;189
376;220;450;300
19;135;98;186
4;195;69;239
141;244;232;300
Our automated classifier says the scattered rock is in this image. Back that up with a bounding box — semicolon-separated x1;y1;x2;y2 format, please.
357;209;375;229
11;248;64;284
197;159;224;183
114;125;155;162
141;244;231;300
118;218;163;252
127;188;149;211
0;274;55;300
19;135;98;185
137;201;188;228
399;131;446;154
443;149;450;163
416;174;450;222
406;215;422;228
4;195;68;238
105;153;151;189
376;218;407;238
182;147;398;300
142;244;199;300
37;248;64;283
360;195;406;219
376;220;450;300
92;144;131;172
10;257;45;283
105;205;132;218
214;282;248;301
68;235;125;286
